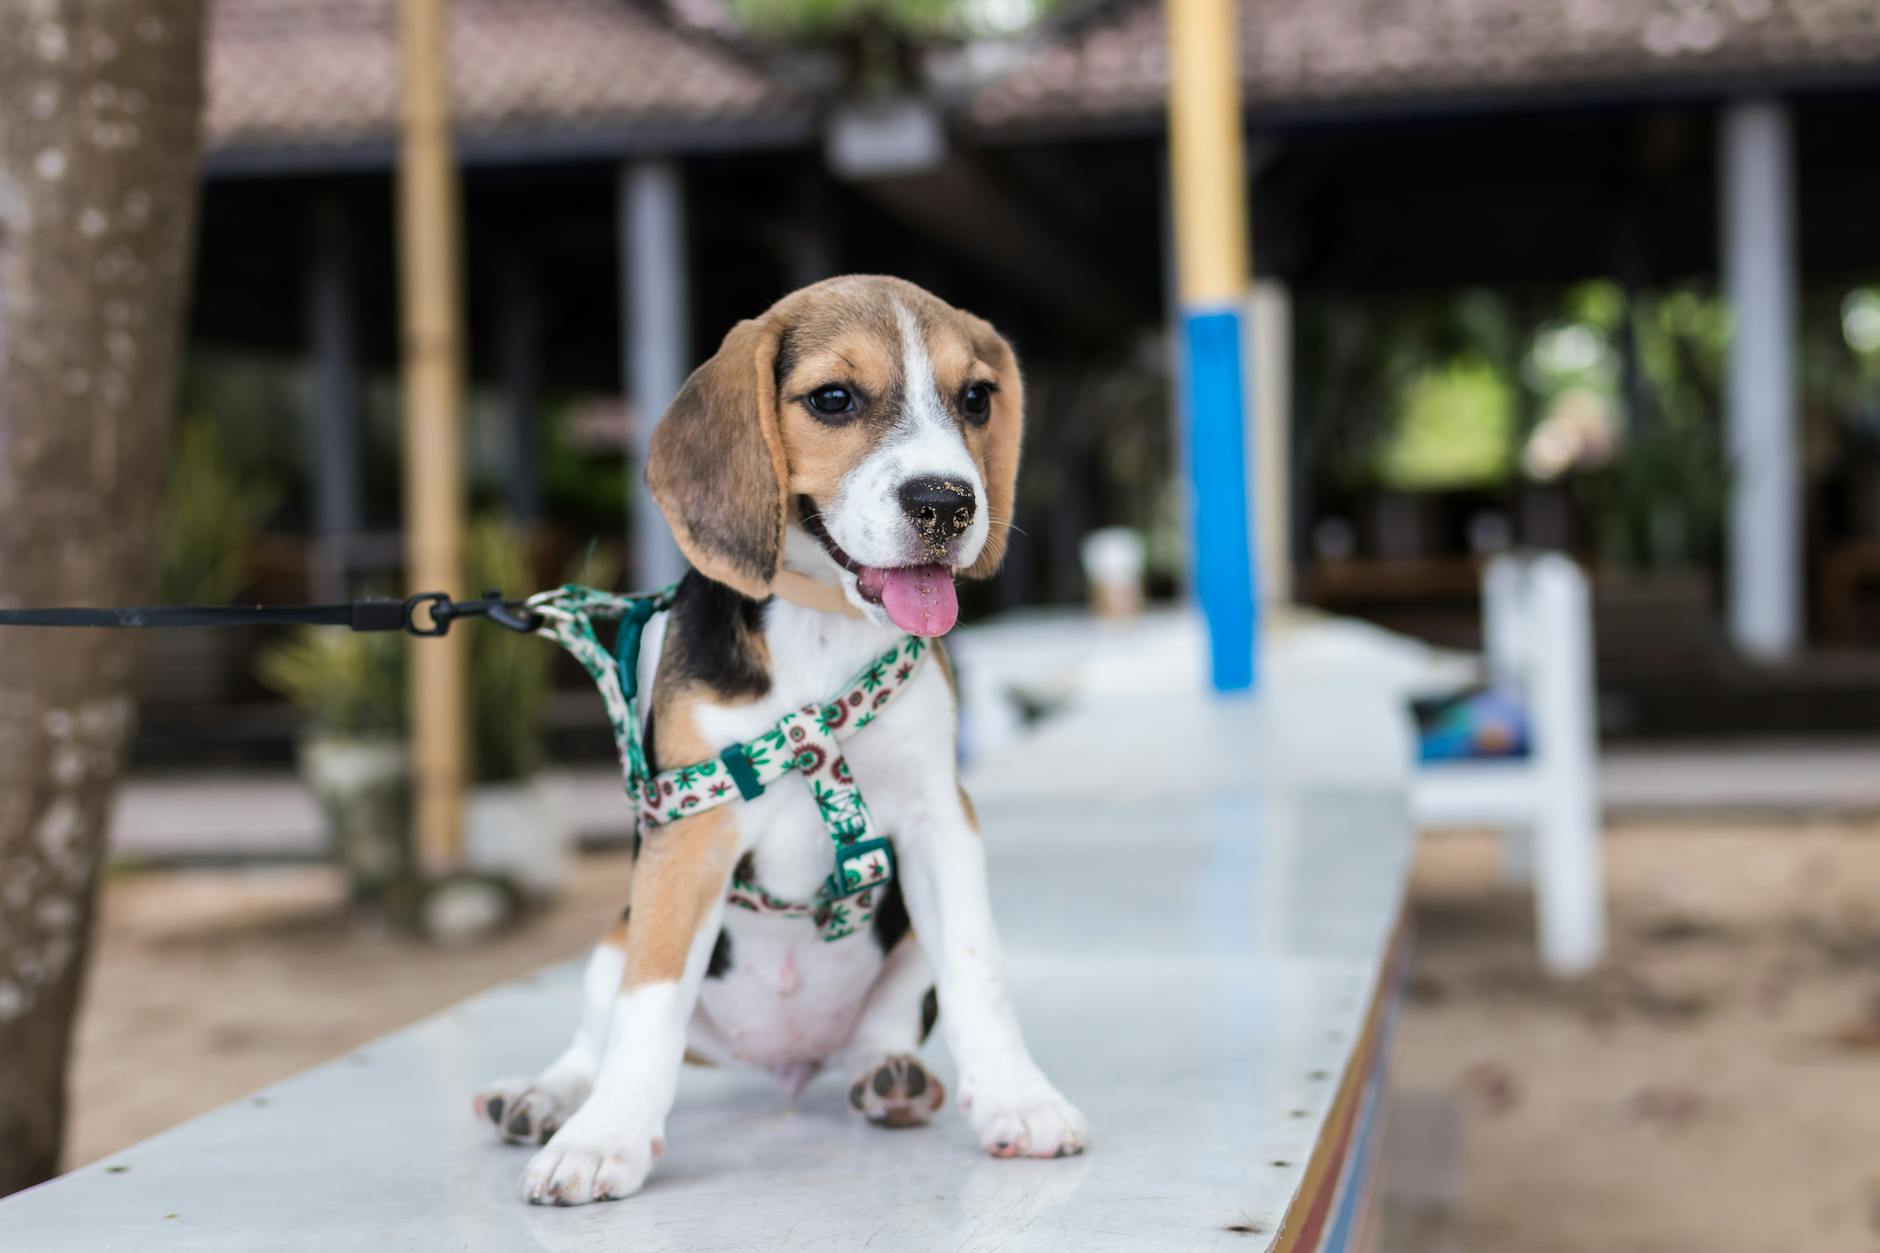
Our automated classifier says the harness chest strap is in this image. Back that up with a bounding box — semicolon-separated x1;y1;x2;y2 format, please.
528;584;930;943
639;634;931;941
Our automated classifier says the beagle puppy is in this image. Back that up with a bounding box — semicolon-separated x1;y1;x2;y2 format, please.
474;275;1088;1205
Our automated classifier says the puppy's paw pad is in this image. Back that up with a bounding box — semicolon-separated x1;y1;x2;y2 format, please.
970;1090;1088;1159
521;1138;656;1207
474;1078;580;1146
848;1054;945;1129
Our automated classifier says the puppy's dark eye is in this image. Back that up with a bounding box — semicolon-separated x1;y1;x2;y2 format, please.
805;385;856;419
961;382;994;422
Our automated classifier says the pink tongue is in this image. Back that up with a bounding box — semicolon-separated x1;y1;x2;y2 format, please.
877;564;959;637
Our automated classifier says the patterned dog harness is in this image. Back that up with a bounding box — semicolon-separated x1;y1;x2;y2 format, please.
528;584;929;942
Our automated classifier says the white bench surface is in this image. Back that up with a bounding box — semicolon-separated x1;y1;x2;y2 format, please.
3;625;1416;1252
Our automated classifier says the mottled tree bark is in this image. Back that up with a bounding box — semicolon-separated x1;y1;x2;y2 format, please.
0;0;204;1195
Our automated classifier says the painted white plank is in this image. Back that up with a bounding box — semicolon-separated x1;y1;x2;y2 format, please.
5;782;1411;1253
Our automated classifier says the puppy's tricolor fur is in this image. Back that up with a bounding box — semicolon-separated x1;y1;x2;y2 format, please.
474;277;1087;1206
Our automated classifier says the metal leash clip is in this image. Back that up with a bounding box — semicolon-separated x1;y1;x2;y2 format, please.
399;591;543;637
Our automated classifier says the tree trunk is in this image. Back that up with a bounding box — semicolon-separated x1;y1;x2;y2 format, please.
0;0;205;1195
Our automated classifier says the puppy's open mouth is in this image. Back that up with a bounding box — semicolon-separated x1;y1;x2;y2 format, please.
798;496;959;637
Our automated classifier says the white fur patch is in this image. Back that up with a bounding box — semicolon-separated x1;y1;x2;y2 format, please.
816;300;989;574
490;582;1086;1207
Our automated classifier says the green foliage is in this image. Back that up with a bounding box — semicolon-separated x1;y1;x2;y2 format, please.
1802;284;1880;455
735;0;951;37
177;350;312;518
463;518;551;784
1576;285;1732;570
256;628;408;738
1375;356;1516;491
1299;289;1532;493
729;0;1048;39
159;418;281;604
463;519;621;783
1580;415;1729;571
538;402;630;533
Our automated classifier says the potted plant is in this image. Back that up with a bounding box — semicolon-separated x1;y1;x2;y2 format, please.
256;626;413;912
461;517;571;901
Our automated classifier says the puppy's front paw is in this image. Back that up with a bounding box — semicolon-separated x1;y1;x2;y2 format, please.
848;1053;946;1128
964;1081;1088;1159
520;1125;663;1206
474;1074;588;1146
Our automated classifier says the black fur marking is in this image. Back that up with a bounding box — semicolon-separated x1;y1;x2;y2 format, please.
735;852;757;883
642;706;660;772
919;987;940;1044
706;928;734;979
662;571;771;701
871;875;910;954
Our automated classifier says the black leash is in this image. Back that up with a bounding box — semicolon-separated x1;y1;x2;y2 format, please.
0;591;542;637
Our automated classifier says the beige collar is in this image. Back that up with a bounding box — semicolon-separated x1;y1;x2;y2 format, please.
771;571;865;619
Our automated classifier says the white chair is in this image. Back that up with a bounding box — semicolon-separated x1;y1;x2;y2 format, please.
1409;552;1605;975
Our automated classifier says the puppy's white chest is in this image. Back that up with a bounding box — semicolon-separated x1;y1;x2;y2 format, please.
698;915;885;1067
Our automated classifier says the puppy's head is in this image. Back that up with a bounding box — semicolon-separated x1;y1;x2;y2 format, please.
647;275;1022;636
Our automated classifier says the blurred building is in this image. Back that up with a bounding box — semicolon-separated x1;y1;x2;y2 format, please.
175;0;1880;754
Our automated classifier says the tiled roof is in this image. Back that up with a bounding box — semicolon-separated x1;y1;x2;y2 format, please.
971;0;1880;129
207;0;801;154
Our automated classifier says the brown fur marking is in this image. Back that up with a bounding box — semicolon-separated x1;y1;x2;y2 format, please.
621;805;740;990
624;680;748;991
646;319;790;600
651;276;1025;596
958;784;981;834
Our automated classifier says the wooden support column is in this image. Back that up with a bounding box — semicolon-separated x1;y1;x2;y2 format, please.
398;0;468;872
306;194;363;601
619;160;688;589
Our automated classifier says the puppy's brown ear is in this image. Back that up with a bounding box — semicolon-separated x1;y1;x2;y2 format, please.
964;322;1024;580
646;317;790;599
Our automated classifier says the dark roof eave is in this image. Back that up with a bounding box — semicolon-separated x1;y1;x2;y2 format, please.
203;112;817;178
961;60;1880;145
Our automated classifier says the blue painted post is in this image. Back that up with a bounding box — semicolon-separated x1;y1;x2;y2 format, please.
1167;0;1258;693
1184;309;1258;692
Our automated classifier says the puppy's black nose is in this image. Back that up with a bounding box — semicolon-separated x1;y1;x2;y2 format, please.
899;478;977;548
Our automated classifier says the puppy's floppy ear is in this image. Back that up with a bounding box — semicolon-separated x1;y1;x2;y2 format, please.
964;320;1024;580
646;317;790;599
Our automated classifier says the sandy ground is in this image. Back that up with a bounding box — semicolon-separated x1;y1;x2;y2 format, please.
65;851;638;1167
55;819;1880;1252
1397;819;1880;1253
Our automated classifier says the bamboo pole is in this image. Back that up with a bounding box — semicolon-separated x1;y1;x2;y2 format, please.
1166;0;1258;692
398;0;468;871
1167;0;1249;308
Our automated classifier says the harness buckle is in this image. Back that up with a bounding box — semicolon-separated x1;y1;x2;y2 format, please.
719;744;766;801
826;837;895;900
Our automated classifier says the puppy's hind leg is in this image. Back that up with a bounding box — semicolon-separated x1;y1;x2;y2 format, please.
474;912;626;1145
842;935;945;1129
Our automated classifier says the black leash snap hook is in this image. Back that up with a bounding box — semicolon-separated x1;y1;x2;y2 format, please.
402;591;454;636
485;601;543;633
400;590;541;637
